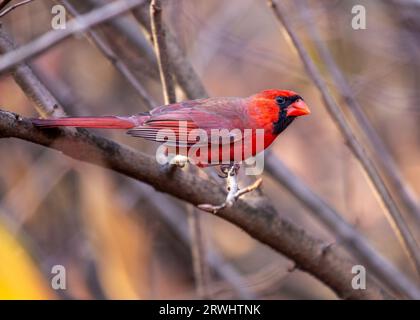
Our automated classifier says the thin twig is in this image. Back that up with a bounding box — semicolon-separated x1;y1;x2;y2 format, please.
58;0;156;110
149;0;175;105
0;0;146;73
0;0;34;18
132;0;207;99
299;0;420;225
187;206;211;298
267;0;420;278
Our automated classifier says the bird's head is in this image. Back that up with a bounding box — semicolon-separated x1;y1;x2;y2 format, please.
253;89;310;135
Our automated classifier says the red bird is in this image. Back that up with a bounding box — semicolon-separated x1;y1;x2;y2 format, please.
32;89;310;168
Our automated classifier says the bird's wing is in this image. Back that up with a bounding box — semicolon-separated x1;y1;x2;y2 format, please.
127;97;251;146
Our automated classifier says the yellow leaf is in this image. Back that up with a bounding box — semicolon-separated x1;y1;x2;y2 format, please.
0;221;54;299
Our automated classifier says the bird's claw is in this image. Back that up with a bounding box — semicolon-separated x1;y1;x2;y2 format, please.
198;165;263;214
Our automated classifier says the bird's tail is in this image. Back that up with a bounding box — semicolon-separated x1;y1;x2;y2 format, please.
31;115;143;129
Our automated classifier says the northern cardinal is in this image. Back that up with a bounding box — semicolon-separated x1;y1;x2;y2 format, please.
32;89;310;167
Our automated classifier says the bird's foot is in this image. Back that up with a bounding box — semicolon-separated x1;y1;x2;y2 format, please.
168;154;188;168
160;154;189;174
198;165;263;214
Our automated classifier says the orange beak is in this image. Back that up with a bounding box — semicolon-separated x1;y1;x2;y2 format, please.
286;99;311;117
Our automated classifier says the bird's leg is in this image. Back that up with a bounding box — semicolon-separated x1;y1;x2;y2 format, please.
198;164;263;214
216;163;236;178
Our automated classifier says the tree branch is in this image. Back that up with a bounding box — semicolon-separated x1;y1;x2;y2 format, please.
149;0;175;104
0;29;66;118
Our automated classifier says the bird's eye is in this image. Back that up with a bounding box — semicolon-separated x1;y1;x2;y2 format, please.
276;96;286;105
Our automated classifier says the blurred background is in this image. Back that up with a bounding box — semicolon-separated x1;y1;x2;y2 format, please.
0;0;419;299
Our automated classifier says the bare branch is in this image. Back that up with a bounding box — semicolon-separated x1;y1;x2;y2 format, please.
267;0;420;278
0;29;66;118
149;0;175;104
0;0;146;74
187;206;211;298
